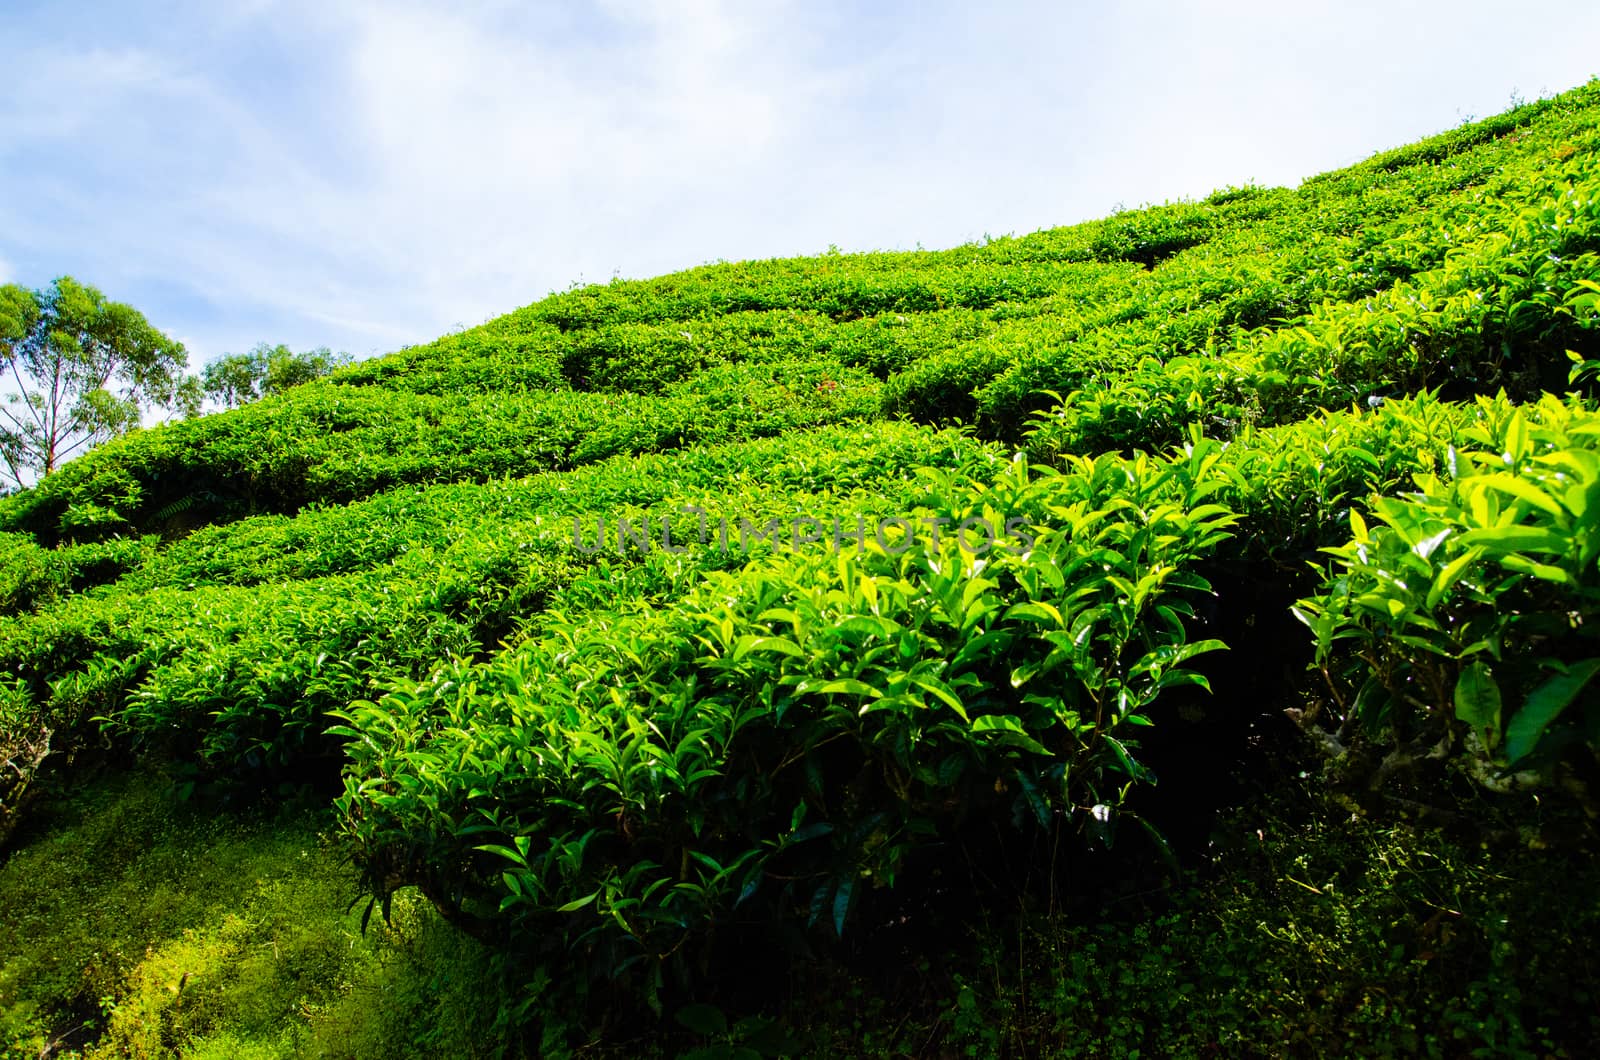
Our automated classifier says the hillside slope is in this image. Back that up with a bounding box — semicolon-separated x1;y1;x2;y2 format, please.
3;80;1600;1057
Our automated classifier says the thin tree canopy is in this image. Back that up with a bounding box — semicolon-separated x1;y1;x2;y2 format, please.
0;276;189;489
200;342;351;409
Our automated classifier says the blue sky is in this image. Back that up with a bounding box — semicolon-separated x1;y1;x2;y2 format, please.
2;1;1598;372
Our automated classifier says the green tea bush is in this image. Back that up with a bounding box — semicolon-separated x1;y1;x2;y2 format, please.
1348;93;1558;176
827;307;996;378
1085;200;1221;267
333;445;1236;977
531;255;1106;331
0;533;154;615
332;323;569;395
0;424;989;777
0;366;884;539
1295;391;1600;796
1015;155;1600;457
1193;393;1482;567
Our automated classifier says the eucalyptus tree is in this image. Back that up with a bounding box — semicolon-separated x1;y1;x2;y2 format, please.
0;276;192;489
201;342;351;409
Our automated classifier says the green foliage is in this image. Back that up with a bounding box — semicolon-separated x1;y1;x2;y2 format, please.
1189;392;1481;567
0;354;890;541
332;445;1234;977
673;1004;801;1059
200;342;352;409
1017;151;1600;455
1084;198;1226;266
0;424;984;783
1332;91;1559;178
0;277;190;489
9;769;1599;1057
332;323;569;395
0;768;527;1059
938;799;1600;1058
3;76;1600;1056
0;532;153;613
1295;392;1600;775
0;674;46;847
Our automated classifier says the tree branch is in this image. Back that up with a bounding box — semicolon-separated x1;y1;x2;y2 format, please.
53;428;101;463
0;403;38;437
52;433;95;462
6;355;46;436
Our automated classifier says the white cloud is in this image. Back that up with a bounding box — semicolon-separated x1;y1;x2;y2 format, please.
180;0;864;349
1;0;1598;365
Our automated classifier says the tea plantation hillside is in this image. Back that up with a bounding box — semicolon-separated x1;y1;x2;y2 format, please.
4;82;1600;1056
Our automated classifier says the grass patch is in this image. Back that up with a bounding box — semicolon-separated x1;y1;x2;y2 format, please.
0;766;519;1058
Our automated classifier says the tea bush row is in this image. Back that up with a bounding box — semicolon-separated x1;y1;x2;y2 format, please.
889;91;1600;436
7;84;1595;549
332;444;1238;974
1296;391;1600;785
0;425;989;782
0;360;882;541
1019;155;1600;456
